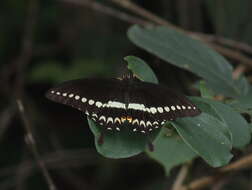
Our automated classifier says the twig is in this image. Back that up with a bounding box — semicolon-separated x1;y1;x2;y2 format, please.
220;154;252;172
63;0;252;62
0;149;98;178
16;151;31;190
171;163;191;190
211;177;231;190
0;148;149;189
0;0;38;97
0;104;16;139
232;65;247;80
61;0;151;26
209;44;252;68
110;0;178;29
62;0;252;67
192;32;252;55
13;0;39;98
16;100;57;190
181;154;252;190
108;0;252;67
49;133;92;189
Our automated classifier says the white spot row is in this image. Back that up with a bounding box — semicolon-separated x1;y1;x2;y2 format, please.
91;115;165;129
51;91;197;112
103;126;153;133
99;124;160;134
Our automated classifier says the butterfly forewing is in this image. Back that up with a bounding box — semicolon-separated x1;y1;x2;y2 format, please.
46;77;201;134
46;78;124;111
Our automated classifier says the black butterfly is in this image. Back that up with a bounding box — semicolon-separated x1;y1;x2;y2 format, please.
46;74;201;134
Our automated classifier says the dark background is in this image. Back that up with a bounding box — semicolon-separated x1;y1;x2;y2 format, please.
1;0;252;189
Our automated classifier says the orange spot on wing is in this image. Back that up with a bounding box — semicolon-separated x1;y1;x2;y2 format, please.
127;116;133;123
121;116;126;123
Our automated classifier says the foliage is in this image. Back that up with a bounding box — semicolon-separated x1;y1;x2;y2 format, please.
1;0;252;189
88;119;160;158
128;25;250;98
86;25;252;174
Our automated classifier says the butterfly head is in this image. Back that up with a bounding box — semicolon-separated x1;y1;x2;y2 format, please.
119;71;141;82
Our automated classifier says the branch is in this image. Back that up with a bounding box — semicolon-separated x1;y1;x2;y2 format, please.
61;0;151;26
0;104;16;139
0;148;148;189
0;0;39;97
232;65;247;80
16;100;57;190
110;0;177;29
108;0;252;67
171;163;191;190
61;0;252;66
0;149;98;179
181;154;252;190
197;33;252;55
49;133;93;189
207;43;252;68
13;0;39;98
16;151;31;190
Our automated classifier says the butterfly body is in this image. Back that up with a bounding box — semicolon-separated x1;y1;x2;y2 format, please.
46;75;201;134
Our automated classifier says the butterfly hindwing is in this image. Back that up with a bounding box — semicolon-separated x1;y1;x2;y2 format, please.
121;81;200;133
131;81;200;119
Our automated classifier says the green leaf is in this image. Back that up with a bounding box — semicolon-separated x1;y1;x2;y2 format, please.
249;123;252;133
192;97;251;148
229;87;252;110
125;55;158;84
172;113;233;167
128;25;249;97
147;128;196;175
191;100;233;142
199;81;215;99
190;97;223;122
88;119;160;158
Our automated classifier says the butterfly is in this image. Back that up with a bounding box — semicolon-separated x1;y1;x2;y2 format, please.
46;74;201;134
